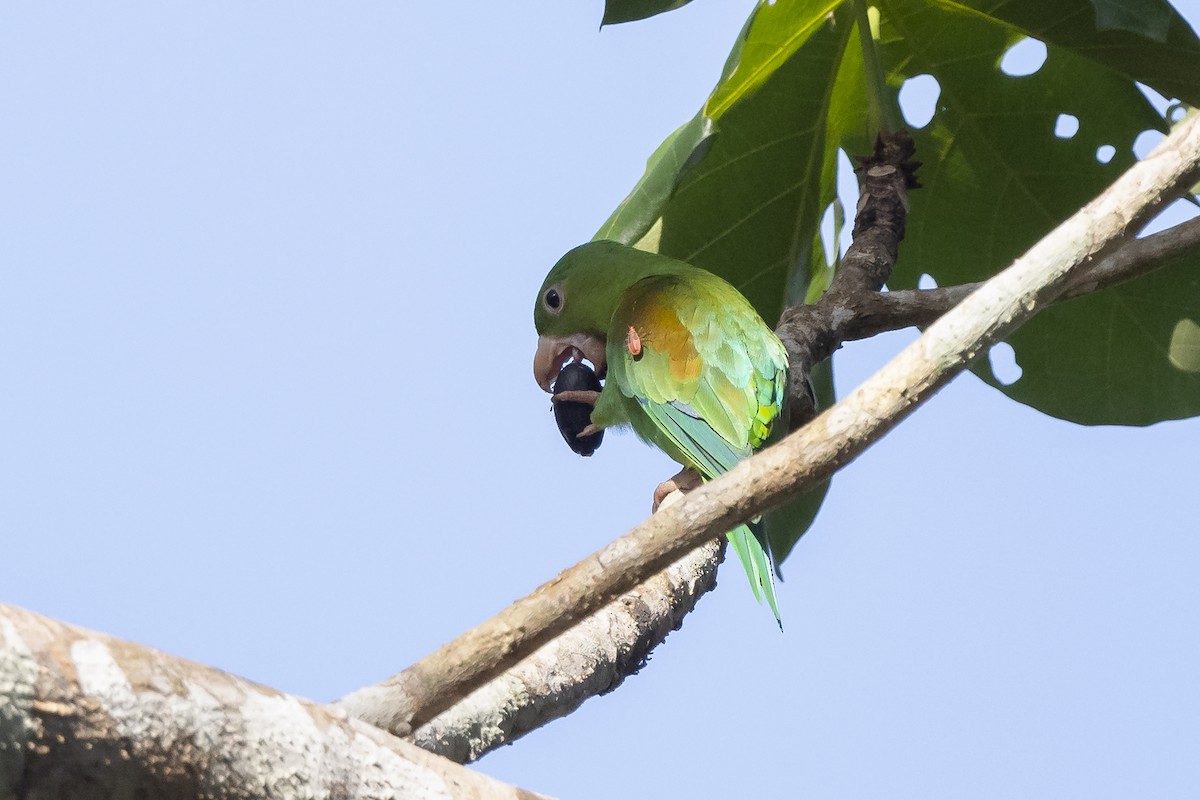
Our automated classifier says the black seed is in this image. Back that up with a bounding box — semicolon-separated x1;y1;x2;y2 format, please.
553;362;604;456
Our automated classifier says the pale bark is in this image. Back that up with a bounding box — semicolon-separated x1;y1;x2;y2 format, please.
0;605;549;800
341;540;723;763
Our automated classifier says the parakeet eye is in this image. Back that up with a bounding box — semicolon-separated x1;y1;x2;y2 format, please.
543;285;564;315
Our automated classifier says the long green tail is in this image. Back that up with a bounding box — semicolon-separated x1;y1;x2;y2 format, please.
644;402;783;625
726;521;781;627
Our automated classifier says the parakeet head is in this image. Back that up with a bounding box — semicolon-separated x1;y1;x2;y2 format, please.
533;240;674;392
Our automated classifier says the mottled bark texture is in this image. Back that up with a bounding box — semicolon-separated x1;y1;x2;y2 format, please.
339;540;723;763
777;133;921;425
0;605;548;800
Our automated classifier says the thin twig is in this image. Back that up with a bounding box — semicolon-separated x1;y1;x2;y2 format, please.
800;214;1200;344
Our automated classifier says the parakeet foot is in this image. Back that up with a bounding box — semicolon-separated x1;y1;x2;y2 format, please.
652;467;702;512
552;389;600;405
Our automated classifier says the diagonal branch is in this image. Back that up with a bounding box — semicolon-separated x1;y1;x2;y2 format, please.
348;540;724;763
336;134;920;761
336;112;1200;747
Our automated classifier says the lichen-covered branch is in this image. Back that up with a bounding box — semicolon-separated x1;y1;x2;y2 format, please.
338;540;723;764
0;604;550;800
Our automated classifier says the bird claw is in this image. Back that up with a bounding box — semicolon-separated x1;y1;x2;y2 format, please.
652;468;702;512
552;389;601;406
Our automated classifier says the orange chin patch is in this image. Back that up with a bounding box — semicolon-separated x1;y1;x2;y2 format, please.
626;325;643;357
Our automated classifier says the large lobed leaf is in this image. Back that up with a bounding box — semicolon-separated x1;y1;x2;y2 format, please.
950;0;1200;104
1000;253;1200;424
881;0;1200;424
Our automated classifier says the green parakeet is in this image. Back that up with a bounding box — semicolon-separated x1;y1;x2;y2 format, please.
533;239;789;623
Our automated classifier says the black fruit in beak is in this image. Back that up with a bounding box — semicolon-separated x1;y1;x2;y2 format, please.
553;362;604;456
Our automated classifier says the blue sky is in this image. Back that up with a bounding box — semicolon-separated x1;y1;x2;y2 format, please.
3;3;1200;798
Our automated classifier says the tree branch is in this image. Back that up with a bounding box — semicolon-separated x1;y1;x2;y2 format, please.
0;604;550;799
340;540;723;763
337;113;1200;747
777;133;920;424
817;214;1200;341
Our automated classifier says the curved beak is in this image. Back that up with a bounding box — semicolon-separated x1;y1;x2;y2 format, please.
533;333;607;393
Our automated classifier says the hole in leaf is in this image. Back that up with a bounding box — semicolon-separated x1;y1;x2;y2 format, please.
917;273;938;290
999;38;1047;76
1133;129;1165;159
819;202;838;267
1135;82;1172;116
835;149;858;254
988;342;1022;386
1054;114;1079;139
1096;144;1116;164
1168;318;1200;373
1170;105;1187;123
898;74;940;129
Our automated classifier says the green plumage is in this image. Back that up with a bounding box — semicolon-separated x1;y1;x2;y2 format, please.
534;240;790;623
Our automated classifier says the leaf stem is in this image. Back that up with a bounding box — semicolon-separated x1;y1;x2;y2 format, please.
852;0;900;132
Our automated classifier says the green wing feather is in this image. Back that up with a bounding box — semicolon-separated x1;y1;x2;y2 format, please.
607;272;787;623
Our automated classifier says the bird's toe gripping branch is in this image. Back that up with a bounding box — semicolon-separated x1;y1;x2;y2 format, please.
652;467;702;513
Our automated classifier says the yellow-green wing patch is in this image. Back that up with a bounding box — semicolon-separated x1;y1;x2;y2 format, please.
609;272;787;476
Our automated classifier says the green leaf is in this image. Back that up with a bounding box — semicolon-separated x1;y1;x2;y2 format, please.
882;0;1166;291
659;3;858;322
594;114;717;246
936;0;1200;105
704;0;844;119
602;0;694;26
1089;0;1171;41
982;253;1200;425
878;0;1200;424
